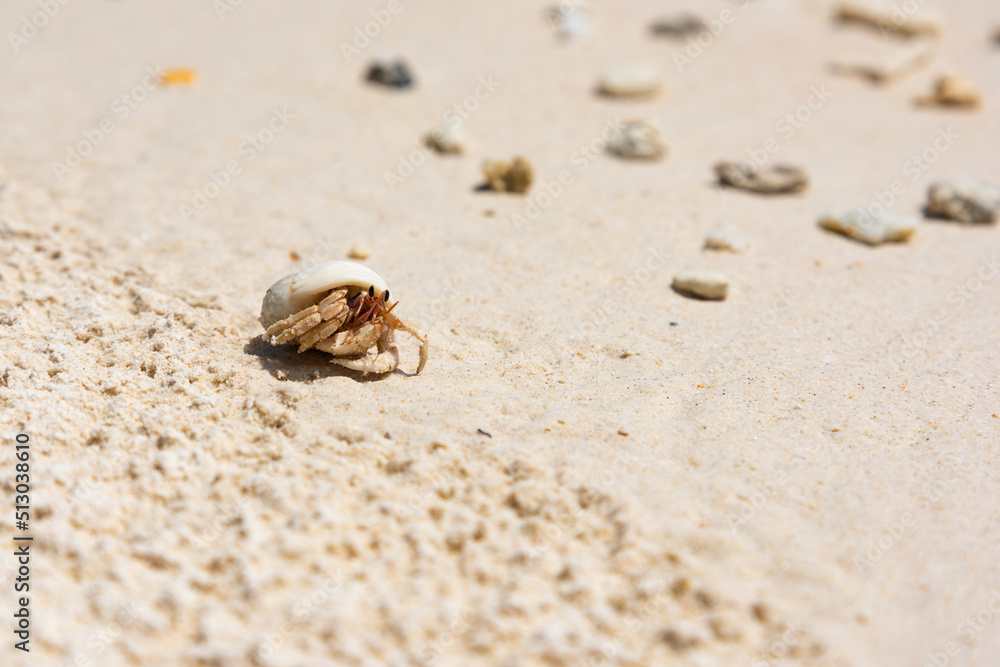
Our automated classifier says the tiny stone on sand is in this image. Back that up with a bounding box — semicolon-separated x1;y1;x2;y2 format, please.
160;68;198;86
834;1;942;37
672;270;729;301
366;57;415;89
926;180;1000;224
650;14;707;39
916;74;983;109
606;120;667;161
425;119;467;155
597;65;661;99
715;162;809;194
704;222;749;253
348;244;371;260
819;208;918;245
482;157;534;193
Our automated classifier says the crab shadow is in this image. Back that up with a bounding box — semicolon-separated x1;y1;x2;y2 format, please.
244;335;411;383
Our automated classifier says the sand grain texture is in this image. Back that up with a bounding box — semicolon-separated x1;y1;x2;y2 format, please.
1;1;999;666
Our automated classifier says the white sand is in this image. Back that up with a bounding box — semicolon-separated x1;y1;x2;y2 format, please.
1;1;999;665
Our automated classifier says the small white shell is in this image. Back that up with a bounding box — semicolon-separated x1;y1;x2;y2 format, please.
260;261;389;329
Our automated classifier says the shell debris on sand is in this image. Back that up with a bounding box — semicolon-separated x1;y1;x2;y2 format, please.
715;162;809;195
831;39;933;83
606;120;667;161
672;270;729;301
597;65;661;99
545;5;593;40
424;119;468;155
481;156;534;193
649;13;707;39
834;0;943;37
365;56;415;89
926;180;1000;223
704;222;750;253
819;208;918;245
916;74;983;109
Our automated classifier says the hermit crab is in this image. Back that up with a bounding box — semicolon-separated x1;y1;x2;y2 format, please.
260;261;428;374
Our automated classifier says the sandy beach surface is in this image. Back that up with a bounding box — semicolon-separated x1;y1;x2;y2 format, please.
1;0;999;665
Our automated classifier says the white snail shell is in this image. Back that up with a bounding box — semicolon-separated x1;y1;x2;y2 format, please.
260;261;389;329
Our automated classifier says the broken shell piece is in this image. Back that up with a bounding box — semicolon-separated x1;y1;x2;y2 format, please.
597;65;661;99
672;270;729;301
704;222;750;253
365;57;415;89
348;243;371;260
650;14;707;39
424;119;467;155
926;180;1000;223
916;74;982;109
606;120;667;161
834;1;942;38
832;39;933;83
819;209;917;245
545;6;593;40
715;162;808;195
481;157;534;193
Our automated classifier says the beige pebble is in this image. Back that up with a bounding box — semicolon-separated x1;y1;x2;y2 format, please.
819;209;917;245
424;119;468;155
481;156;534;193
348;244;370;260
832;39;933;83
704;222;750;253
926;180;1000;224
715;162;808;195
916;74;983;109
834;1;942;37
606;120;667;161
597;65;661;99
672;270;729;301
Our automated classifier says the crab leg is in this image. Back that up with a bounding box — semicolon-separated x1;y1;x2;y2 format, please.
389;316;429;374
